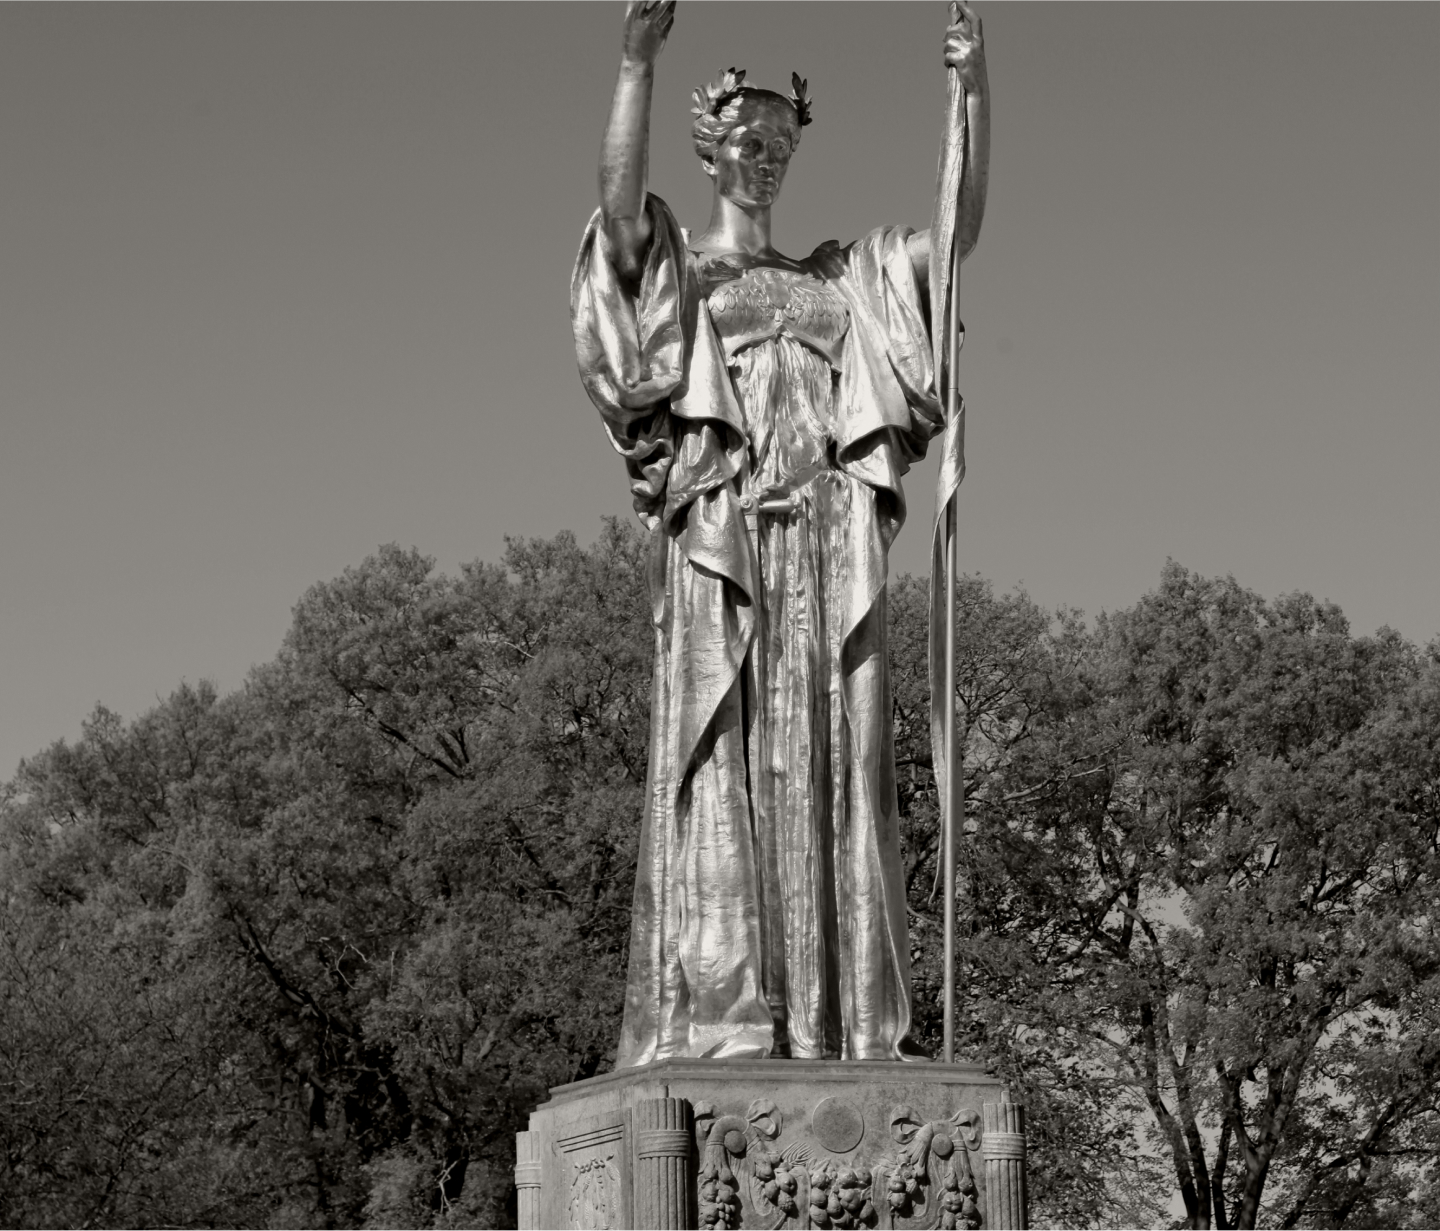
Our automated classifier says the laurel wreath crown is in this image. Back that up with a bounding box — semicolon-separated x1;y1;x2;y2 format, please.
691;68;813;129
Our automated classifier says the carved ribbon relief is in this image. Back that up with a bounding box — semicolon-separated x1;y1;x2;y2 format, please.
568;1151;621;1230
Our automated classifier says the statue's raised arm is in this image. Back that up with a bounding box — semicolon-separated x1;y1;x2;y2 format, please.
906;1;991;292
598;0;676;282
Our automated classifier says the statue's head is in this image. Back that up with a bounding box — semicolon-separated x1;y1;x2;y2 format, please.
691;70;812;209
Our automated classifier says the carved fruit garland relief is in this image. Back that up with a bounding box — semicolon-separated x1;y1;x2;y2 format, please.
693;1100;984;1230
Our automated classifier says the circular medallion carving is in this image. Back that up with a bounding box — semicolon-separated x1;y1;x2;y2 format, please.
811;1097;865;1153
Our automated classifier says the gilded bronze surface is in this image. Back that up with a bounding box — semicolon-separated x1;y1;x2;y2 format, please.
573;1;990;1067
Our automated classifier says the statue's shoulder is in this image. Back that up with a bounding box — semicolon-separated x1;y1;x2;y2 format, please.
803;239;849;283
822;225;917;291
645;191;679;221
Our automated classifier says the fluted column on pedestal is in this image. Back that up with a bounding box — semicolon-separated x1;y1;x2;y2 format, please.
982;1097;1028;1230
514;1129;543;1231
634;1096;694;1230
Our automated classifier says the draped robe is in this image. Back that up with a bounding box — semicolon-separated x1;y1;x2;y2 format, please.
571;193;956;1066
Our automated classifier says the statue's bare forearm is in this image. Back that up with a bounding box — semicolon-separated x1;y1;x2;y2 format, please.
956;59;990;263
600;62;655;281
906;83;989;288
598;2;675;282
907;2;990;292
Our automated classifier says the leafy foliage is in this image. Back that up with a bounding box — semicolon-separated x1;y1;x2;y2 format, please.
935;565;1440;1229
2;523;651;1228
2;532;1435;1229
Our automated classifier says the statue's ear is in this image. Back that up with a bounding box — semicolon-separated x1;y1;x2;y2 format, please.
700;157;718;181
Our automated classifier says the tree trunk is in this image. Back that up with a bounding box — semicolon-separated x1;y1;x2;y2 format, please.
1136;1002;1207;1228
1234;1146;1271;1231
1211;1120;1232;1230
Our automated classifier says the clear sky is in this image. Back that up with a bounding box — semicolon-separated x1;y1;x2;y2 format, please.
1;3;1436;777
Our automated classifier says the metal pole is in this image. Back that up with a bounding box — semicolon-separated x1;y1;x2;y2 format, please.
942;186;963;1066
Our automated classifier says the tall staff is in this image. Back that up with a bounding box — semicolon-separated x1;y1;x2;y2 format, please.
928;1;989;1065
943;229;963;1065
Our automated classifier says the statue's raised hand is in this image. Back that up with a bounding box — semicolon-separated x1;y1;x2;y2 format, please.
944;1;985;89
622;0;676;68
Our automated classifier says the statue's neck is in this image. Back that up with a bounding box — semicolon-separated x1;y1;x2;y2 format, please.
695;192;775;258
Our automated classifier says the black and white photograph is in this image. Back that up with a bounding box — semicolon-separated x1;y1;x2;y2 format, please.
1;3;1436;1228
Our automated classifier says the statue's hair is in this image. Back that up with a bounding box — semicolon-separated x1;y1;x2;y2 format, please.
690;69;813;164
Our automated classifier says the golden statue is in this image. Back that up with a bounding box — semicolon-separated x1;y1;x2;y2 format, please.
572;1;990;1067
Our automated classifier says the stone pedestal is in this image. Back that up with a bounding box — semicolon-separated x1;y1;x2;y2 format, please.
515;1058;1027;1230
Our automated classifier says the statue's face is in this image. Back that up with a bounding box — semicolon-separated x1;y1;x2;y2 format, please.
709;101;795;208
